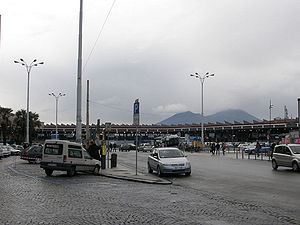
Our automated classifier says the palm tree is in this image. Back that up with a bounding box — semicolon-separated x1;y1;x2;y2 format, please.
0;106;13;145
12;109;41;144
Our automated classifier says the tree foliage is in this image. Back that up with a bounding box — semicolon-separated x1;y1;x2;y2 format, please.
12;109;41;144
0;106;13;145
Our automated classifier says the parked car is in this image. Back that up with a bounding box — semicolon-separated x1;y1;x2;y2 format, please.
40;139;101;176
245;147;271;154
272;144;300;172
0;146;3;159
1;145;11;157
9;146;21;155
148;147;191;177
120;143;136;151
20;145;43;163
138;143;153;152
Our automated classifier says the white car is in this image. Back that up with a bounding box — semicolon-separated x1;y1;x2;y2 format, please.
1;145;11;157
8;146;21;155
0;147;3;159
148;147;191;176
40;140;101;176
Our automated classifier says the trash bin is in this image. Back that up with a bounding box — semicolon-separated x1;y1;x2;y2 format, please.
111;153;117;168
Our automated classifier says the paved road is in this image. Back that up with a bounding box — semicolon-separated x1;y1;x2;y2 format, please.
0;152;299;224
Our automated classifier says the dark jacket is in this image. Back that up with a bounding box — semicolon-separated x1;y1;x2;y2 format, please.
87;143;101;160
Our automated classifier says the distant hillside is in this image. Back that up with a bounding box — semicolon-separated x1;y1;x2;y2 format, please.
157;109;261;125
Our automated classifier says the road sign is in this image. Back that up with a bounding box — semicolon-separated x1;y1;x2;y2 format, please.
133;99;140;126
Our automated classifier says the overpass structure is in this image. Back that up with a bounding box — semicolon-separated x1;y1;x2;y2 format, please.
37;119;299;143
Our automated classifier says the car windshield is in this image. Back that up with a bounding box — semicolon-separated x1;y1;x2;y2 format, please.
159;149;184;158
290;146;300;154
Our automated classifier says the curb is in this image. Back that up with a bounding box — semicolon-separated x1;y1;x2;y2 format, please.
99;173;172;185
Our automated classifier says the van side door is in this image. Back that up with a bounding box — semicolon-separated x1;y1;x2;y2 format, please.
83;151;95;172
68;145;84;171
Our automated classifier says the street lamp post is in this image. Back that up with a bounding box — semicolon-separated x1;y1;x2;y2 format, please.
49;93;66;139
14;59;44;144
190;72;214;151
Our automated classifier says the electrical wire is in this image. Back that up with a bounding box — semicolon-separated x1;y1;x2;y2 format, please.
83;0;117;72
89;100;162;119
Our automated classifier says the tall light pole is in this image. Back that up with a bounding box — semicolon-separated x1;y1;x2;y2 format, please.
14;59;44;144
49;92;66;139
190;72;214;151
76;0;83;143
269;99;274;123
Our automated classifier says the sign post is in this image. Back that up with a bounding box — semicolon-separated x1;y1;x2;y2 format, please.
105;122;111;168
133;99;140;175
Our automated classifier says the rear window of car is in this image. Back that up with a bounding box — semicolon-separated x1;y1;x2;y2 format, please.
28;146;42;153
44;144;63;155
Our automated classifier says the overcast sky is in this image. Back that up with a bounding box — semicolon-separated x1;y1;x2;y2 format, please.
1;0;300;125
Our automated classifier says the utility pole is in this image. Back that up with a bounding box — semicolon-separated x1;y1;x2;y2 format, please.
86;80;90;147
76;0;83;143
269;100;274;123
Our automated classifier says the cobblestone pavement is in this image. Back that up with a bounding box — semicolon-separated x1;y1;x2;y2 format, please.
1;156;300;225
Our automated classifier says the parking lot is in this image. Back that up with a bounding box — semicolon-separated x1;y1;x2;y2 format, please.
0;151;299;224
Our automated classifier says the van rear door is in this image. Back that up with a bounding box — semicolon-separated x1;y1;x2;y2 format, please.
43;143;64;164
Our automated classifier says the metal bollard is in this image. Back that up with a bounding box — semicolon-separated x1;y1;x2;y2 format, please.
236;150;238;159
242;149;244;159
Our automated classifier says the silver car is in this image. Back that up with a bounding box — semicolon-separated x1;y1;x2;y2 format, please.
148;147;191;176
138;143;153;152
272;144;300;172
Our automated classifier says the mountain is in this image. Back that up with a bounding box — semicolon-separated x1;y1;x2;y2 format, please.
157;109;261;125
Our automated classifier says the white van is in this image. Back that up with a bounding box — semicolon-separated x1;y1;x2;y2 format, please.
40;140;101;176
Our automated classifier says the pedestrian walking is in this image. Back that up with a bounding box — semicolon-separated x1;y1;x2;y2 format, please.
222;142;226;155
211;142;216;155
113;143;117;152
216;142;220;155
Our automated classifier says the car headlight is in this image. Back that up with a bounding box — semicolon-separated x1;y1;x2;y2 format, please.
186;162;191;167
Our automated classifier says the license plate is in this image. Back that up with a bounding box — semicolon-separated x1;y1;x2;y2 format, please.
48;163;57;167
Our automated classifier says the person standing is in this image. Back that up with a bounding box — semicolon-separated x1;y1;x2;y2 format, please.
255;141;261;157
270;142;276;158
87;140;101;160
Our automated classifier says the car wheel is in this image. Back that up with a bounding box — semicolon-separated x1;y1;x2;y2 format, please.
93;165;100;175
67;167;76;177
148;163;153;173
157;166;163;177
292;162;299;172
272;160;278;170
45;169;53;176
185;172;191;176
